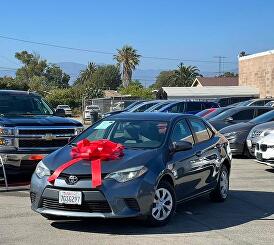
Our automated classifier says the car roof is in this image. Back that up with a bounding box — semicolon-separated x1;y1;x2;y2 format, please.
230;106;272;110
0;89;39;96
107;112;200;121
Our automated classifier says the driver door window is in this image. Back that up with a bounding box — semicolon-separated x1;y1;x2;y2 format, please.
171;119;194;144
232;109;255;121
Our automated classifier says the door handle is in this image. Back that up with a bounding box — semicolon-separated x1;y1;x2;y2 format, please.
195;151;203;157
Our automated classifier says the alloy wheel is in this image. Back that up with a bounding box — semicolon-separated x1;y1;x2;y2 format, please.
220;170;229;198
152;188;173;221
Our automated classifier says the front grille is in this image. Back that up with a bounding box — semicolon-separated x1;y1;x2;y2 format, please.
53;172;108;181
30;192;36;204
18;129;75;135
41;198;112;213
260;144;268;152
124;198;140;211
19;139;69;148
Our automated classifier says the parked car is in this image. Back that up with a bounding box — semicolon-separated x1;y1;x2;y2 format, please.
0;90;84;171
158;101;219;114
236;98;274;107
209;106;273;131
247;122;274;157
196;108;218;118
102;100;146;118
31;112;231;226
214;96;257;107
128;100;164;112
220;110;274;156
202;106;234;120
56;105;72;117
255;133;274;167
83;105;101;124
145;101;173;112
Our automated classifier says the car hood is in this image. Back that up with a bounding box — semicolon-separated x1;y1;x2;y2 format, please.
220;122;255;134
0;115;82;127
44;145;161;175
258;133;274;144
251;121;274;132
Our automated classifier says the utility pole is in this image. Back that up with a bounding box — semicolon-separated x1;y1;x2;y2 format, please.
214;56;227;76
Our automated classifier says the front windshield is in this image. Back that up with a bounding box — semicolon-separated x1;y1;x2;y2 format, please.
59;105;69;109
147;102;170;112
250;110;274;124
0;95;54;116
73;120;168;149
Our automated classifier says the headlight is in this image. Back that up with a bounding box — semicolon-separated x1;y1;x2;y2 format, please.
0;138;14;147
35;161;51;178
0;127;15;136
105;166;148;183
75;127;84;135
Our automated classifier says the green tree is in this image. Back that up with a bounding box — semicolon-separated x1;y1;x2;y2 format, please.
113;45;141;87
44;64;70;88
172;63;201;87
15;51;47;84
152;70;175;89
91;65;122;89
219;72;238;77
76;62;97;85
0;76;29;90
119;82;153;99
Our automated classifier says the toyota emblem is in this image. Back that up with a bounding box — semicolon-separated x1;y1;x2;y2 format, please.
67;175;78;185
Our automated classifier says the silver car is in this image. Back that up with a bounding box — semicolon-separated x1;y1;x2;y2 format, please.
246;121;274;156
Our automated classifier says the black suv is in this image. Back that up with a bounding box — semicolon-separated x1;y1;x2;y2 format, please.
0;90;83;170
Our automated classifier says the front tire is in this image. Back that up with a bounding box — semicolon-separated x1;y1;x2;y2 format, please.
210;165;229;202
146;181;176;226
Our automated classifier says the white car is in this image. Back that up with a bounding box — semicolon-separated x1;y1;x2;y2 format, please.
56;105;72;117
83;105;101;123
255;133;274;167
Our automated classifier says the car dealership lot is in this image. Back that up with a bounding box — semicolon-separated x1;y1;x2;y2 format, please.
1;158;274;245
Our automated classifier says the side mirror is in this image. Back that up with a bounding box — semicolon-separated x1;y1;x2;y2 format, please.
55;108;65;117
225;116;233;122
170;141;193;153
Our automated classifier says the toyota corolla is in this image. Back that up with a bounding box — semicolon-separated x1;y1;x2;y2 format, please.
30;113;231;226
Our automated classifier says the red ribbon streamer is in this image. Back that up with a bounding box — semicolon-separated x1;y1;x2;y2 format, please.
47;139;124;188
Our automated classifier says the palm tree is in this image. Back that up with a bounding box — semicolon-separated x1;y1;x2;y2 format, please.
113;45;141;87
172;63;201;87
79;62;97;84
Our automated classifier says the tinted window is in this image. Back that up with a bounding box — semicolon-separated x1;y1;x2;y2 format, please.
189;119;210;143
252;100;265;106
186;102;202;112
168;103;185;113
203;102;218;109
171;119;194;144
232;109;255;120
250;110;274;124
132;102;158;112
257;108;272;116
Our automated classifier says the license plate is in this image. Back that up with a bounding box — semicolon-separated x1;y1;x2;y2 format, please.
59;191;82;205
246;140;252;148
256;152;263;161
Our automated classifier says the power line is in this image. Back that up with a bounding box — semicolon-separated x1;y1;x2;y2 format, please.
0;34;237;64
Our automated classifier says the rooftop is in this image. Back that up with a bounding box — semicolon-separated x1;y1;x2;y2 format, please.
192;77;238;87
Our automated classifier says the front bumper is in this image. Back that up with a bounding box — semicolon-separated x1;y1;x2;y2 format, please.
30;172;155;219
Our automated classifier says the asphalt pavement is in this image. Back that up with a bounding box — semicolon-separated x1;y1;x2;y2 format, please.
0;158;274;245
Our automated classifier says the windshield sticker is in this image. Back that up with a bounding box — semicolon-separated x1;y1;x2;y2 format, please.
94;121;115;130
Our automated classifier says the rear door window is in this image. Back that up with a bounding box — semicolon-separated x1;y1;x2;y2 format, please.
186;102;202;112
257;108;272;116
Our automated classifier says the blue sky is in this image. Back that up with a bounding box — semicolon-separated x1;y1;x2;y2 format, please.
0;0;274;76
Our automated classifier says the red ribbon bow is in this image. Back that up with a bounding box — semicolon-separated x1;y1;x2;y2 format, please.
47;139;124;188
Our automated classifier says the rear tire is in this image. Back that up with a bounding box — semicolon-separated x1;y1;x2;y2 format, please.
145;181;176;226
210;165;229;202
